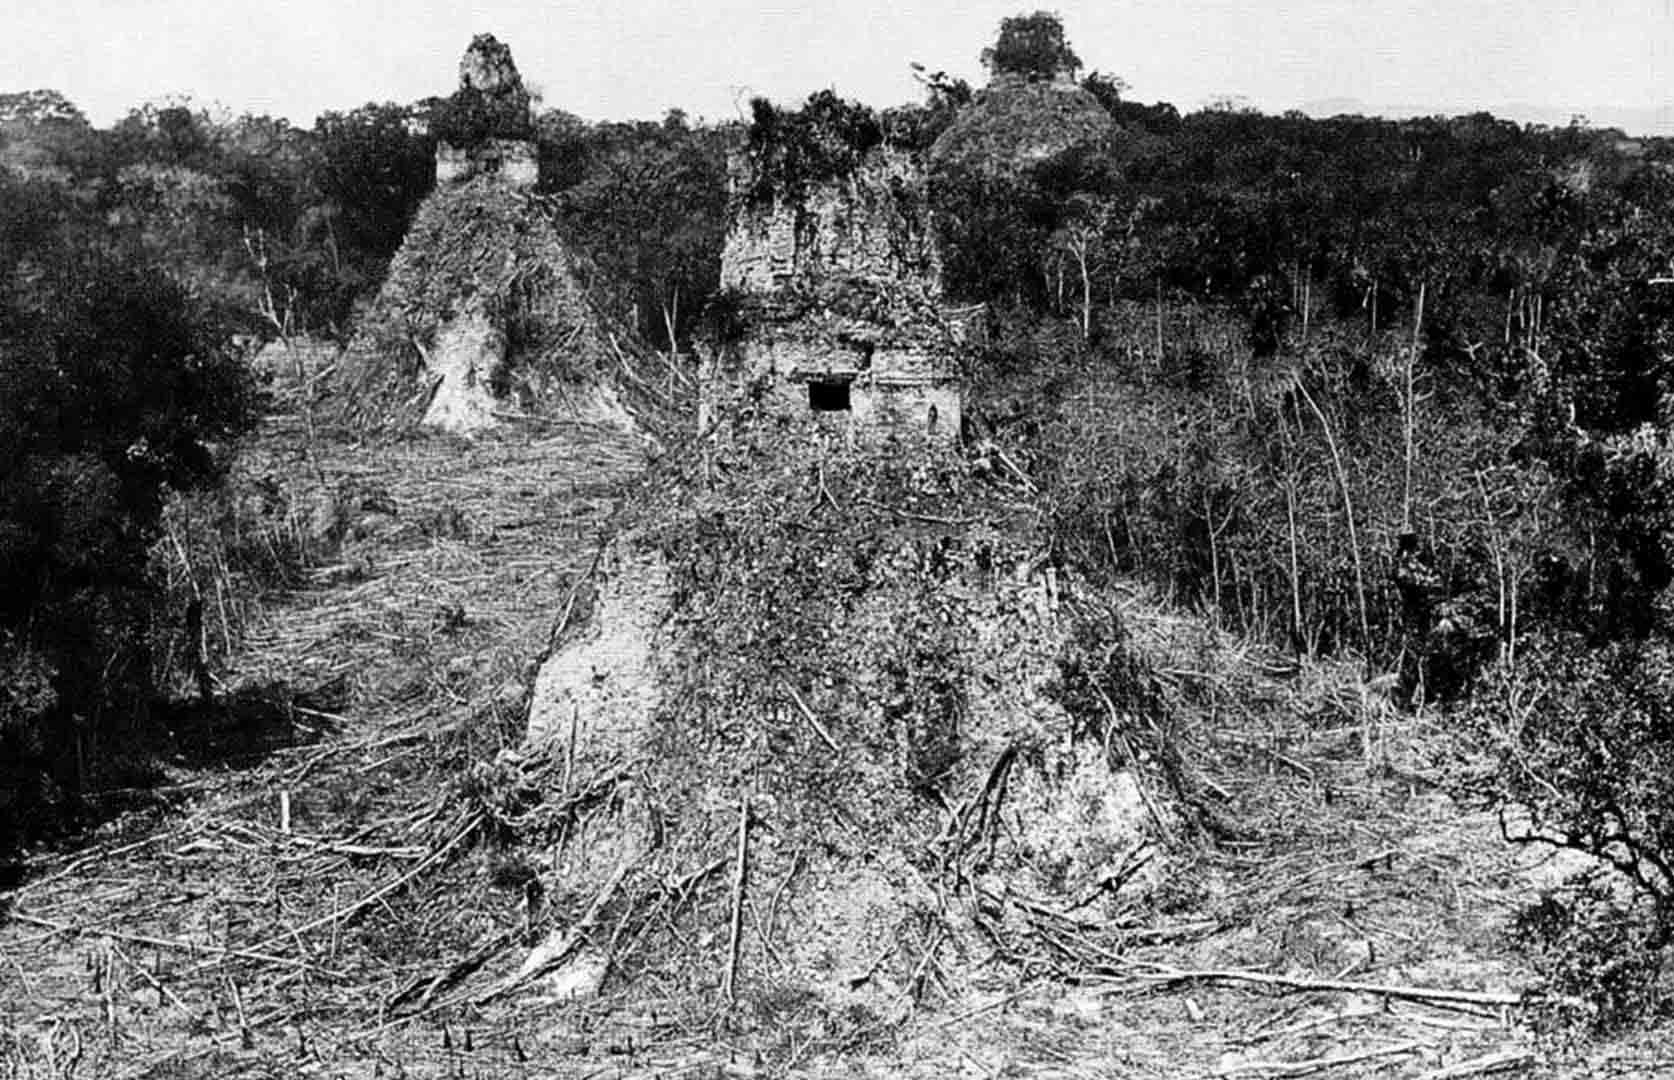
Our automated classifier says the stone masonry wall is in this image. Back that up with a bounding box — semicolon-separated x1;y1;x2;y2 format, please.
713;144;963;444
435;139;538;188
720;148;941;296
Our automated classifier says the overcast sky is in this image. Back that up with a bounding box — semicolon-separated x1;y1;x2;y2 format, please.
5;0;1673;131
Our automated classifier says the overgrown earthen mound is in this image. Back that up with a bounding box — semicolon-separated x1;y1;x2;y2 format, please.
332;179;636;434
929;72;1118;177
509;427;1171;1016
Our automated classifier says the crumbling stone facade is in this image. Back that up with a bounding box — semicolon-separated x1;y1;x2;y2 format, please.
435;139;537;187
708;146;966;443
719;149;942;292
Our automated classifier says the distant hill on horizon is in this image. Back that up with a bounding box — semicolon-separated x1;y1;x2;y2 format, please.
1300;96;1674;138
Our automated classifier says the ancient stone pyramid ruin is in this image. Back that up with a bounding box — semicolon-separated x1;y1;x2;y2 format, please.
929;67;1118;178
703;143;971;443
334;37;633;435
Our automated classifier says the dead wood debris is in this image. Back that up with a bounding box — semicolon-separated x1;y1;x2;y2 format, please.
1126;966;1521;1009
721;793;751;1004
0;415;1562;1078
476;860;631;1006
1215;1039;1424;1077
1;422;646;1078
1415;1050;1538;1079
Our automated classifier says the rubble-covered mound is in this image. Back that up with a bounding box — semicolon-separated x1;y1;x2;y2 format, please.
332;179;636;434
497;421;1192;1027
929;73;1119;178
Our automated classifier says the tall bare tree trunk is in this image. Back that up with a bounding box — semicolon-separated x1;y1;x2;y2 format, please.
661;284;680;357
1154;277;1164;363
1078;245;1092;341
1476;472;1510;664
1403;282;1425;533
1295;375;1371;660
1302;265;1312;344
1280;401;1307;653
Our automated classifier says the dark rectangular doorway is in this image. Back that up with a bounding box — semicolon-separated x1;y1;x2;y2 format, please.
808;380;851;412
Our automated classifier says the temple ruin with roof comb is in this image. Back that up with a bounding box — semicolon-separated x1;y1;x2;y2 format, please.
433;33;539;189
702;141;974;444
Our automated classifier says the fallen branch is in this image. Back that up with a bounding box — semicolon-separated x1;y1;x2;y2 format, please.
1239;1003;1384;1046
1416;1051;1536;1079
477;860;630;1005
1216;1040;1423;1077
924;982;1043;1032
607;857;728;974
6;911;346;979
385;927;517;1016
1129;965;1520;1008
782;681;839;752
108;940;189;1013
543;539;609;658
857;497;975;527
723;793;752;1003
902;925;946;1004
990;444;1037;493
275;834;427;861
967;744;1017;857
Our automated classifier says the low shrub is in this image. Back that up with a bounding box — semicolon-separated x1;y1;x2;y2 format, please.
1467;629;1674;1033
1513;879;1668;1037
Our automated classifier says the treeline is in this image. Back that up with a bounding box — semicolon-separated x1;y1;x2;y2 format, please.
966;104;1674;691
897;21;1674;999
0;138;260;843
0;89;729;353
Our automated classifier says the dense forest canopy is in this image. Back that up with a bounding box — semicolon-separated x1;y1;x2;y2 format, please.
0;165;260;839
